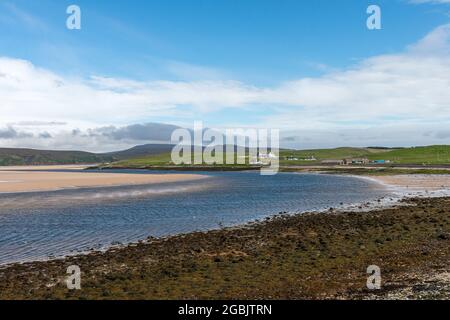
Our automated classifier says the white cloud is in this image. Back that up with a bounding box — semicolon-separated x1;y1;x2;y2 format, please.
409;24;450;53
1;24;450;150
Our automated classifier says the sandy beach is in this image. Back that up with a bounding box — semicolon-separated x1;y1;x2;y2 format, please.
0;166;207;193
369;174;450;191
0;165;92;171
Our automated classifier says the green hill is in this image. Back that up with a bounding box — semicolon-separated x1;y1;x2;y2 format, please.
366;145;450;165
0;144;175;166
281;145;450;165
105;145;450;168
2;145;449;167
0;148;114;166
111;153;173;167
107;144;443;168
282;147;386;161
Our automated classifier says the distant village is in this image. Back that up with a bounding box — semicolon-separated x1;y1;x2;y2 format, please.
249;153;392;166
283;156;392;166
250;152;278;165
318;158;392;166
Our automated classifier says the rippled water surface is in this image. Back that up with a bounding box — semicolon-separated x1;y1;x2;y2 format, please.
0;170;389;265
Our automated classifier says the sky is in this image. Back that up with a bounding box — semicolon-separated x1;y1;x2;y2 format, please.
0;0;450;151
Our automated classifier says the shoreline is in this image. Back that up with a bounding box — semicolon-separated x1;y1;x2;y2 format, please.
368;174;450;191
0;195;448;299
0;172;447;248
0;173;448;299
0;166;208;194
92;164;263;172
0;171;401;267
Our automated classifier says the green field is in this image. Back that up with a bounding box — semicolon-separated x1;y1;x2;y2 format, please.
3;145;449;167
105;145;450;168
281;145;450;165
366;146;450;165
280;147;387;165
107;152;255;169
111;152;173;167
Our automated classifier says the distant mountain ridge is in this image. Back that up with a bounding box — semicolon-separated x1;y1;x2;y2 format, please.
0;148;115;166
0;143;280;166
103;144;175;160
0;144;178;166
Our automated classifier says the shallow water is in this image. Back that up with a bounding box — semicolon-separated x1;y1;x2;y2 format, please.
0;171;390;265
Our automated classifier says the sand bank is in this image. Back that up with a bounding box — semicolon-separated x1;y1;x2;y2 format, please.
369;174;450;191
0;168;207;193
0;165;94;171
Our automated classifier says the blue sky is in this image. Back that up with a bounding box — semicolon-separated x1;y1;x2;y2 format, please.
1;0;448;82
0;0;450;150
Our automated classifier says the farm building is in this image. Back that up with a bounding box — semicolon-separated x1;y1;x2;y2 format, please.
321;160;345;165
371;160;391;164
344;158;369;165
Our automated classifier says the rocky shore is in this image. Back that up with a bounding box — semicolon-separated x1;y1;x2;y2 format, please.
0;197;448;300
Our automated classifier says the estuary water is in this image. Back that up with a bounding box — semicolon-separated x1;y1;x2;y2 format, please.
0;170;390;265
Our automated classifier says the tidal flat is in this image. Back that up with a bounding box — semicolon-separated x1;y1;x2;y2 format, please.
0;167;206;193
0;196;448;300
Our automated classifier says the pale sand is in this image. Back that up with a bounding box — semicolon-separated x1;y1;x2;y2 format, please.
0;165;93;171
0;167;207;193
370;174;450;191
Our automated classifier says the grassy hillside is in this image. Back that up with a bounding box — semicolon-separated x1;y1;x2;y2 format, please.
282;146;450;165
107;145;450;168
107;147;382;168
2;145;448;167
0;144;174;166
0;148;114;166
280;147;390;165
366;145;450;165
111;153;173;167
105;144;175;160
109;152;252;168
107;145;266;168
